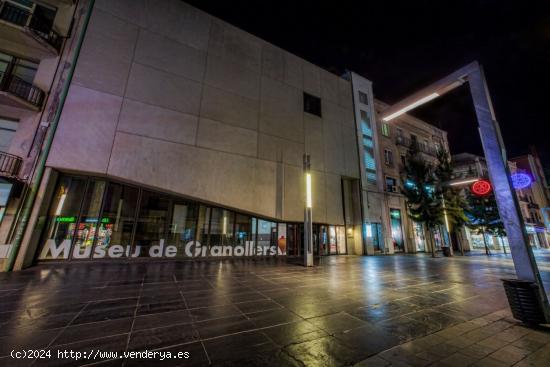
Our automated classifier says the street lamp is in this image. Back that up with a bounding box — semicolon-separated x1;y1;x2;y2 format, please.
303;154;313;267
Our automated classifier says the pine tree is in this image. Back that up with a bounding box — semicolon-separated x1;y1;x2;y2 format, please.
435;149;469;255
401;143;444;258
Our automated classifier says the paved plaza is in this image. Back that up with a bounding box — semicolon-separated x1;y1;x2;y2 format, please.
1;252;550;366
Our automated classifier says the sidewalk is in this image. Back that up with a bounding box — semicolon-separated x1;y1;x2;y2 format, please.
359;309;550;367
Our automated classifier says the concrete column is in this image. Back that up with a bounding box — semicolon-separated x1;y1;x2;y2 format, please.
468;66;550;320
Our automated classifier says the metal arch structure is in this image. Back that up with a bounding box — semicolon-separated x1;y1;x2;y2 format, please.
380;61;550;322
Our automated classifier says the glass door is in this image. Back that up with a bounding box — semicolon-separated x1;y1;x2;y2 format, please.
390;209;404;252
336;226;346;254
328;226;337;255
414;222;426;252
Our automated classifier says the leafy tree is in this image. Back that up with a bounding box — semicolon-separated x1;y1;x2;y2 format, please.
435;149;469;255
401;144;444;258
465;192;505;255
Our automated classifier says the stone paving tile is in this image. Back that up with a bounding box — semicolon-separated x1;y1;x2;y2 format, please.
439;352;478;367
0;254;549;366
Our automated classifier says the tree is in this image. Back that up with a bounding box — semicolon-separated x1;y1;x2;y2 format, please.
465;192;505;255
401;144;444;258
435;149;469;255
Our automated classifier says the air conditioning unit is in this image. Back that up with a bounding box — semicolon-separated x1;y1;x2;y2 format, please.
392;186;399;193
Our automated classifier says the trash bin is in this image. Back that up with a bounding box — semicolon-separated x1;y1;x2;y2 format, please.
501;278;546;326
442;247;451;257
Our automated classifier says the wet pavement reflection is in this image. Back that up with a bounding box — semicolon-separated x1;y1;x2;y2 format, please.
0;252;549;366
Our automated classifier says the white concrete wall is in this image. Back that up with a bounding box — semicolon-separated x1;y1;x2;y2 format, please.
47;0;358;224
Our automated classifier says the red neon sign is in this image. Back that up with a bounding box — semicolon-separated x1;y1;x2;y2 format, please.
471;179;492;196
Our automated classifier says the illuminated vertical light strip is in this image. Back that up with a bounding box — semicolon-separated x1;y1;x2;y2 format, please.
54;193;66;216
306;173;312;208
222;215;227;235
449;178;479;186
382;93;440;121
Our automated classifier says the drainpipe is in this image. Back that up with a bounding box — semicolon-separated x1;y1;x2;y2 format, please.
4;0;95;272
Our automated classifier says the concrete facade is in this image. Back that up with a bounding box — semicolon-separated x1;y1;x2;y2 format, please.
45;1;359;227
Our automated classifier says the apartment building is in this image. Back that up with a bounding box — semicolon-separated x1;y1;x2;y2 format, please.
451;152;550;251
0;0;78;264
511;153;550;248
348;73;451;256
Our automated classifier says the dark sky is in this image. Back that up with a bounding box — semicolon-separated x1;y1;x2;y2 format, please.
186;0;550;169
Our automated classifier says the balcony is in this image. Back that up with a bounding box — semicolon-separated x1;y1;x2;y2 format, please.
0;1;63;59
0;71;45;110
395;136;439;157
0;150;22;179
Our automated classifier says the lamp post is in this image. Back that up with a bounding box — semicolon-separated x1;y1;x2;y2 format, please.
303;154;313;267
380;62;550;323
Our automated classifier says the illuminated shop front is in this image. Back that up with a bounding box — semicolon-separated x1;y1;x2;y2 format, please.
37;174;347;261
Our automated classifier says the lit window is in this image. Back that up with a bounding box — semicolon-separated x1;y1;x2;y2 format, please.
382;123;390;137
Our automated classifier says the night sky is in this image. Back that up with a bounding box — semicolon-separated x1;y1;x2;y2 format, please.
186;0;550;170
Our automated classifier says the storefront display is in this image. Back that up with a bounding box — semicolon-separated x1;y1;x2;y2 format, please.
38;174;348;261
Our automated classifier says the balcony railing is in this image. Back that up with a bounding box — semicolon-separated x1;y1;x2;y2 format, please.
0;151;22;178
0;71;45;107
395;136;440;157
0;1;63;51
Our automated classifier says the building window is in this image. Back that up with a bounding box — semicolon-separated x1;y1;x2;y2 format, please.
360;110;377;184
410;134;417;144
39;176;87;260
134;190;170;257
384;149;393;166
303;92;322;117
358;91;369;105
386;176;398;193
382;123;390;137
401;154;406;166
96;182;139;257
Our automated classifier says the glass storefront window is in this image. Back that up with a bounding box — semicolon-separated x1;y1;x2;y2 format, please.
134;190;170;257
336;226;346;254
39;176;87;260
197;205;210;246
72;180;106;259
94;182;138;259
209;208;234;246
37;174;349;261
329;226;337;254
168;201;199;257
234;213;251;246
414;222;426;252
257;219;276;256
318;225;328;255
277;223;287;255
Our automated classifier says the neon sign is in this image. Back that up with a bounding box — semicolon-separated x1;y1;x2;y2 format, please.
511;173;532;189
471;179;492;196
